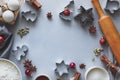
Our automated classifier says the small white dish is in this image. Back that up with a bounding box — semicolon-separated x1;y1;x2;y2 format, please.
0;58;22;80
85;66;109;80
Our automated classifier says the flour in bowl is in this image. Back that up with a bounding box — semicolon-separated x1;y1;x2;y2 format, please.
0;59;22;80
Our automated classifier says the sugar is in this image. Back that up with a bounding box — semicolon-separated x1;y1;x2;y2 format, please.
86;68;108;80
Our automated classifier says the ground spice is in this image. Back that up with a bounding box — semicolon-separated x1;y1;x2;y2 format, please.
35;75;49;80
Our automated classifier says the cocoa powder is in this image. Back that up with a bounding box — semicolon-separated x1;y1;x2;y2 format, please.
35;75;49;80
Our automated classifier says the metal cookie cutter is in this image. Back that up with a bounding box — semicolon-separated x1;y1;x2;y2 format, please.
55;60;69;77
65;0;74;10
105;0;120;14
11;45;29;61
74;6;94;26
59;0;74;21
22;10;37;22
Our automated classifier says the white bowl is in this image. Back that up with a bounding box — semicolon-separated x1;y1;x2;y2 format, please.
85;66;109;80
0;58;22;80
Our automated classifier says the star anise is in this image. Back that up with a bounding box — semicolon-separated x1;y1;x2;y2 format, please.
89;25;96;33
47;12;52;19
24;59;37;76
24;59;32;68
79;64;86;69
30;66;37;72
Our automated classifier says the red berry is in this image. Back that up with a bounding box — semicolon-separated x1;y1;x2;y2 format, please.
63;9;70;16
0;36;4;43
25;69;32;76
100;38;105;45
69;62;76;69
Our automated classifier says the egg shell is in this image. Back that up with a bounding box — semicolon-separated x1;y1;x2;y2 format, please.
0;7;2;17
7;0;20;11
2;10;15;23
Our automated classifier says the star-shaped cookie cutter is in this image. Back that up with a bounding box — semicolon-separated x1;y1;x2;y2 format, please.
74;6;94;26
55;60;69;77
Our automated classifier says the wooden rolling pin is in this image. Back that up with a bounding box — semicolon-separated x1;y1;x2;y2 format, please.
91;0;120;66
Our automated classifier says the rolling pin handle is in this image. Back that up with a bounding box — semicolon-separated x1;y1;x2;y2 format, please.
91;0;105;18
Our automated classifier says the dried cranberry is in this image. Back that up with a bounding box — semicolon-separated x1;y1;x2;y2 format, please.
100;37;106;45
63;9;70;16
0;36;4;43
25;69;32;76
69;62;76;69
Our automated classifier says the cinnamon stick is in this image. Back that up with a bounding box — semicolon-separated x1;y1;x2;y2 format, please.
26;0;42;9
100;54;119;73
74;72;81;80
32;0;42;9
